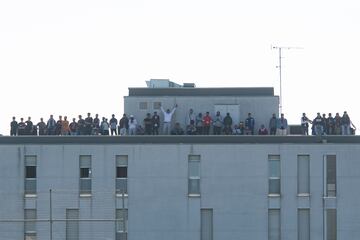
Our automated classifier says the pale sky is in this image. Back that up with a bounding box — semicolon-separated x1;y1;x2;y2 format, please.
1;0;360;135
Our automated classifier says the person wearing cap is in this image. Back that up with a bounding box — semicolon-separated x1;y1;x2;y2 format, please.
160;103;178;135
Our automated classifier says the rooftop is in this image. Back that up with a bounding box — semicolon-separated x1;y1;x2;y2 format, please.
128;87;275;97
0;135;359;145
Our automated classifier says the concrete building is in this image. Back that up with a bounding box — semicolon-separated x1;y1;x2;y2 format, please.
0;136;359;240
0;81;358;240
124;79;279;133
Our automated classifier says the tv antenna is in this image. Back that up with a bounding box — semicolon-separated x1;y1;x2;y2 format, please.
272;45;303;114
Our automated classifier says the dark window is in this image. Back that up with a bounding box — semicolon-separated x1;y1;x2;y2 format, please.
80;168;90;178
117;167;127;178
326;155;336;197
139;102;148;110
26;166;36;178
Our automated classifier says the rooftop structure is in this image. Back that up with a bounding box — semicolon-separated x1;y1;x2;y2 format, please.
125;80;279;133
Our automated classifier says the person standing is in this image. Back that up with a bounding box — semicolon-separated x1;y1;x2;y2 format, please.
195;113;203;135
160;103;177;135
93;114;100;135
245;113;255;135
55;116;63;135
213;111;223;135
223;113;233;135
119;114;129;136
61;116;70;135
334;113;342;135
313;113;324;136
327;113;335;135
341;111;351;135
269;113;277;135
69;118;78;135
10;117;18;136
77;115;85;135
143;113;153;135
101;118;110;135
202;112;212;135
84;113;93;135
37;118;46;135
152;112;160;135
18;118;26;135
25;117;33;135
185;108;196;127
128;115;138;135
47;115;56;135
109;114;118;136
301;113;312;135
276;113;288;135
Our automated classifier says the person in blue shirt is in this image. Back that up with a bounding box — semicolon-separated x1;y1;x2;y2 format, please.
245;113;255;135
276;113;288;135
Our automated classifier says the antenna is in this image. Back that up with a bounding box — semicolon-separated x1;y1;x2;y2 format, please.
272;45;303;114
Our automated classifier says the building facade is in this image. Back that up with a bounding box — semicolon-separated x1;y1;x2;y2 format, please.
0;136;359;240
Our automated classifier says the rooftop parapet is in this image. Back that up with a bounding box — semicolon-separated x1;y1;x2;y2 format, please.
128;87;275;97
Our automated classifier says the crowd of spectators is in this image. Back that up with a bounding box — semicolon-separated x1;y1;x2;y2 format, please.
8;106;355;136
301;111;355;136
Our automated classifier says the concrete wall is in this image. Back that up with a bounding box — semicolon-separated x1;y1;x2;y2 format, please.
124;96;279;133
1;141;360;239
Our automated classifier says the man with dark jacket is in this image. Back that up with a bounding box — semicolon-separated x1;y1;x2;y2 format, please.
109;114;118;136
269;113;277;135
10;117;18;136
119;114;129;136
37;118;46;135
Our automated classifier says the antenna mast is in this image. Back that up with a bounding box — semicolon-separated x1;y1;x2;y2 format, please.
272;46;303;114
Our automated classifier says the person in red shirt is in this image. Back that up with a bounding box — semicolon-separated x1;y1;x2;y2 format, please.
258;124;269;135
202;112;212;135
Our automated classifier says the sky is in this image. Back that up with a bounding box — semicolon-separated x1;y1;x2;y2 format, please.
1;0;360;135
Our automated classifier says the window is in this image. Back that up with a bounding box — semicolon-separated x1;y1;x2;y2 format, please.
268;209;281;240
139;102;148;110
66;209;79;240
298;155;310;195
326;155;336;197
153;102;161;110
268;155;280;195
298;209;310;240
79;155;91;195
116;209;128;240
201;209;213;240
24;209;36;240
188;155;200;196
116;155;128;195
326;209;337;240
25;155;37;196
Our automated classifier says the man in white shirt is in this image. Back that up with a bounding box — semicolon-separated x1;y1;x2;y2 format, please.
160;103;178;135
